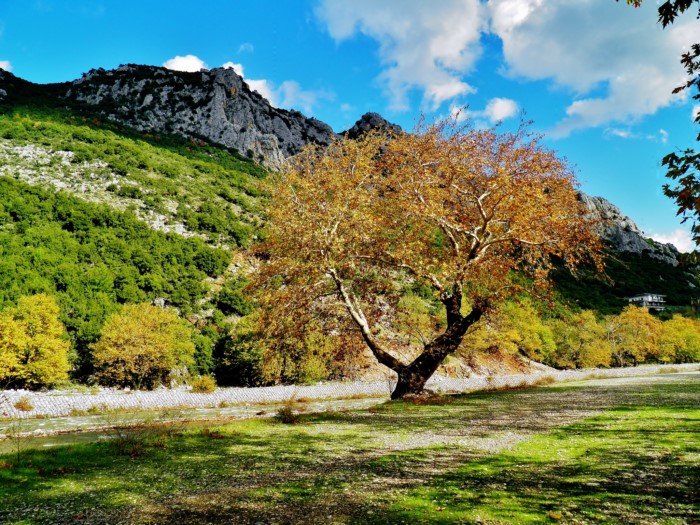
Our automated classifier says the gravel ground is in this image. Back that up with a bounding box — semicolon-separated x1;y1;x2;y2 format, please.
2;362;698;420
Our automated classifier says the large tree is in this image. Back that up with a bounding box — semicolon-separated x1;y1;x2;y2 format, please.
253;119;600;398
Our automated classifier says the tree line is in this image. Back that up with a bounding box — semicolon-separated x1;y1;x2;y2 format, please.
1;292;697;391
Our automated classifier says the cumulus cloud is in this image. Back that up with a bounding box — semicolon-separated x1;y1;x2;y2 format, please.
649;228;695;253
451;97;519;125
316;0;700;132
488;0;700;136
0;60;12;72
222;61;332;114
162;54;208;72
316;0;485;111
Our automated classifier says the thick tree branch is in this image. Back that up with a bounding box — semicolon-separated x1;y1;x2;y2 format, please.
327;268;405;371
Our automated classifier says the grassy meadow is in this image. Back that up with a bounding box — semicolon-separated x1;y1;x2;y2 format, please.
1;372;698;524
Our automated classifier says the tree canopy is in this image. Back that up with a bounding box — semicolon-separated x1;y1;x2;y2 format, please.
0;294;70;389
253;119;601;398
91;303;196;389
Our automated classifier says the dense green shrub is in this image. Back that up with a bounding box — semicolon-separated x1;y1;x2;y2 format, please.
215;277;254;317
214;326;265;387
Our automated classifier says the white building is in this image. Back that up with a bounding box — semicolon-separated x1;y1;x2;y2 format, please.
628;293;666;311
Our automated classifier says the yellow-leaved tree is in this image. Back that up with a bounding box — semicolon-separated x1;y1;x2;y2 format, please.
605;306;662;367
550;310;611;369
253;118;601;398
0;315;28;387
459;299;555;362
91;303;195;389
659;314;700;363
0;294;70;389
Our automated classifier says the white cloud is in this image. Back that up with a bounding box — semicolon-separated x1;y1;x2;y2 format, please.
450;97;519;125
483;97;519;121
223;60;332;114
316;0;700;130
162;54;208;72
0;60;12;72
488;0;700;136
237;42;255;54
316;0;485;111
693;104;700;122
603;127;669;143
650;228;695;253
221;61;245;76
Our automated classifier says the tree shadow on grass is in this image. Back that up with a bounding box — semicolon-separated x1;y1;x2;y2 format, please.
357;410;700;524
1;376;698;524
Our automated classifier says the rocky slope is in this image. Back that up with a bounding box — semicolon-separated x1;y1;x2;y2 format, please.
579;193;680;265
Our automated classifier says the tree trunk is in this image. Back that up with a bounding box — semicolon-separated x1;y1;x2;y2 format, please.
391;351;448;399
390;304;485;399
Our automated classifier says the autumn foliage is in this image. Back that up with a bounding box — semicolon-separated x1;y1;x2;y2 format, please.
253;118;601;398
0;294;70;389
91;303;196;389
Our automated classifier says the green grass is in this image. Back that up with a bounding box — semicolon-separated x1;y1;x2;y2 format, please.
1;373;698;524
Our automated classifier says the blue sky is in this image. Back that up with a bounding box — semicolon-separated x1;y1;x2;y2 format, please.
1;0;699;250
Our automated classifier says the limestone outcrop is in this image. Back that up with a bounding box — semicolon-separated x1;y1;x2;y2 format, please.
578;193;680;265
65;65;339;170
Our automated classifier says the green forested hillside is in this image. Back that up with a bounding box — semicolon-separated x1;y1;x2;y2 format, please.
0;102;264;379
0;107;265;246
0;177;231;373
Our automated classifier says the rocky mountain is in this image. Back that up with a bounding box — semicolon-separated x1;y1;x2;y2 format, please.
64;65;335;170
1;65;401;171
578;193;680;266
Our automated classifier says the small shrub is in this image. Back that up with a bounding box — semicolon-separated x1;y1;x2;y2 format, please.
88;404;107;414
190;375;217;393
201;428;225;439
531;375;556;387
13;396;33;412
275;400;300;424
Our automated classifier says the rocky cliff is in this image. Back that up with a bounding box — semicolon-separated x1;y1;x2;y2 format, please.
62;65;400;170
578;193;680;265
64;65;337;170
